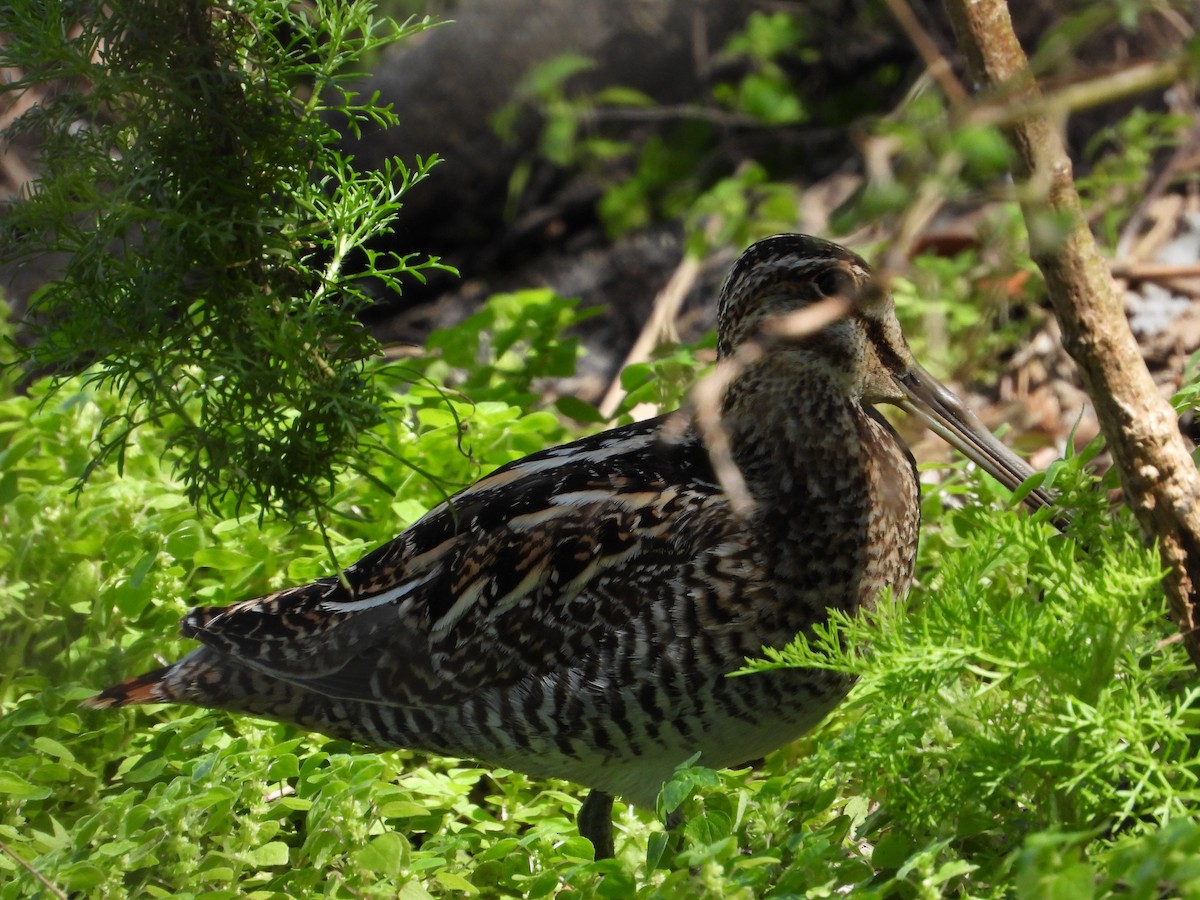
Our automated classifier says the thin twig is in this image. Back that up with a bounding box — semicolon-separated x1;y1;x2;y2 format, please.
868;57;1187;279
761;295;855;343
871;140;965;280
0;839;68;900
1121;195;1185;265
963;57;1186;131
1109;262;1200;281
690;343;762;518
883;0;968;106
579;104;808;130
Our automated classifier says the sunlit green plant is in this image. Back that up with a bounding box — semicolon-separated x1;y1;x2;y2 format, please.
0;0;449;521
1077;107;1192;247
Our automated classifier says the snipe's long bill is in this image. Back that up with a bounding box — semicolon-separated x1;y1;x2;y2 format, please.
86;233;1055;860
895;362;1052;510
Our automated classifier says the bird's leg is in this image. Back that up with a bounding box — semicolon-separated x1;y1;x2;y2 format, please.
578;789;615;860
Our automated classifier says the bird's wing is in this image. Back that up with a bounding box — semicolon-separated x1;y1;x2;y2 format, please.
180;416;741;706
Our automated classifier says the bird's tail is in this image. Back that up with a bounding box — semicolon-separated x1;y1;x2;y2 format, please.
82;647;389;749
82;665;176;708
82;649;217;709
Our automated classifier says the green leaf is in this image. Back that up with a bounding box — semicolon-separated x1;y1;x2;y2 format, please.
121;754;167;784
192;547;256;571
554;395;606;424
246;841;290;868
594;86;655;107
523;869;562;898
434;871;479;894
32;736;76;763
165;520;206;561
397;881;436;900
354;832;406;878
0;771;51;800
871;829;914;869
58;862;107;891
520;53;595;96
378;800;431;819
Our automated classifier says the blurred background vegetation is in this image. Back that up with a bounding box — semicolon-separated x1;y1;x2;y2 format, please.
3;0;1200;896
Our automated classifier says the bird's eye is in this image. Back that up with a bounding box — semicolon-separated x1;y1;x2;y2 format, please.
814;268;855;299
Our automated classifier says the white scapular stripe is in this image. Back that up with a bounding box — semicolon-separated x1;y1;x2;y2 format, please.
321;568;440;613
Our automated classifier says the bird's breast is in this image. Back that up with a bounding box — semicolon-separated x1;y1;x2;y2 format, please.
728;396;920;632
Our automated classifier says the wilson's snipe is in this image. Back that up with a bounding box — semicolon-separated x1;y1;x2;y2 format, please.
87;234;1053;859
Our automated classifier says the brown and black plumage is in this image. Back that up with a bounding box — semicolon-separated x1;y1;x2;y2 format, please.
87;234;1053;859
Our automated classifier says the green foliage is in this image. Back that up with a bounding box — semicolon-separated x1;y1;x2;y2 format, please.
731;448;1198;895
831;88;1020;237
422;289;598;406
595;126;715;239
0;0;450;521
1173;350;1200;417
712;11;810;125
492;54;606;167
0;301;597;897
891;216;1043;381
683;164;801;259
613;337;715;421
1077;107;1193;246
492;9;827;243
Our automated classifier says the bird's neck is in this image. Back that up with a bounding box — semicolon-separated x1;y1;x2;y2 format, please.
716;357;920;620
719;360;873;505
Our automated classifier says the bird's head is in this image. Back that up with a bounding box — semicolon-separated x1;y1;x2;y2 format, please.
716;233;915;406
716;234;1054;512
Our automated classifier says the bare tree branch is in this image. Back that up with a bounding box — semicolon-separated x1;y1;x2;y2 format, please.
943;0;1200;666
